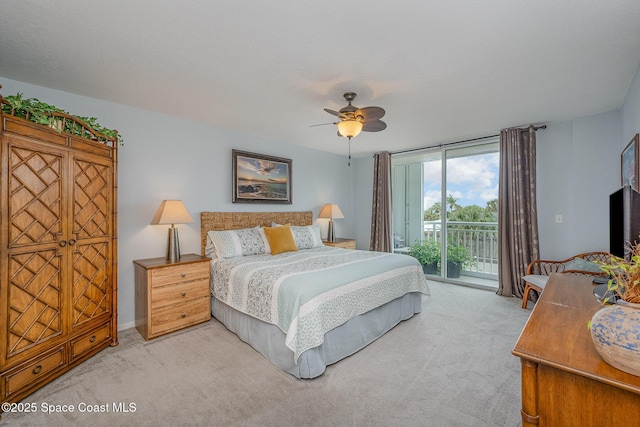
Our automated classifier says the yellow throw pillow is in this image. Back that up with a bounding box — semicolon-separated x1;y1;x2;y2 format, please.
263;225;298;255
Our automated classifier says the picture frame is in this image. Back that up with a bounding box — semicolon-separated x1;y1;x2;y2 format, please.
232;149;292;204
621;134;640;191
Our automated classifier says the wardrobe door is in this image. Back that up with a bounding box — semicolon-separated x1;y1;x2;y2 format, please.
1;137;67;368
70;151;113;329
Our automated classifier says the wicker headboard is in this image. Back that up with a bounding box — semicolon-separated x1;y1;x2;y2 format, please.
200;211;313;256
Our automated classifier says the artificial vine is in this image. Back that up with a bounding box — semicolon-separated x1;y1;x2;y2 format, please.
1;92;123;144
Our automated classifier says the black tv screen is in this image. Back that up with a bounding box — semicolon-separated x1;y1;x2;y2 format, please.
610;185;640;259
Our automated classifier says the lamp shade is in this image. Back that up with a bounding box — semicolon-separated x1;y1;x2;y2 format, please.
318;203;345;219
337;120;363;138
150;200;193;225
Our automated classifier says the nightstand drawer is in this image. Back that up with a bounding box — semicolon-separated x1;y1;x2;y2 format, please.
151;279;210;308
151;262;209;287
150;296;210;336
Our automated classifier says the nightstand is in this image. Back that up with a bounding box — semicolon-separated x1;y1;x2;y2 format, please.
323;238;356;250
134;254;211;340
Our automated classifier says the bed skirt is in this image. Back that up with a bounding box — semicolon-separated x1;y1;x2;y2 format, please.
212;292;423;379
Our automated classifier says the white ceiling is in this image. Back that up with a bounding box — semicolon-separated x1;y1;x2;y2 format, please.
1;1;640;158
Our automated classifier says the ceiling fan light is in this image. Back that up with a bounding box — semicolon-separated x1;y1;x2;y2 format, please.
337;120;363;138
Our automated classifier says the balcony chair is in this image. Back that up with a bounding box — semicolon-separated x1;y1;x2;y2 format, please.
521;251;612;309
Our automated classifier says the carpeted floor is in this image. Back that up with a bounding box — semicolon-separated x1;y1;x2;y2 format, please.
1;281;531;427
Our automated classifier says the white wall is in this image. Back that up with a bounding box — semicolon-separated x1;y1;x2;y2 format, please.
536;111;621;259
0;77;355;329
623;60;640;147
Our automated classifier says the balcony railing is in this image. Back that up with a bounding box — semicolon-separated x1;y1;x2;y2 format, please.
423;220;498;280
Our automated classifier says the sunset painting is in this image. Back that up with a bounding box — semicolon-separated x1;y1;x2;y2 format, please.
232;150;292;203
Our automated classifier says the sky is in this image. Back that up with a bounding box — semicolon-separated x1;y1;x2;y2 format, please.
423;152;499;209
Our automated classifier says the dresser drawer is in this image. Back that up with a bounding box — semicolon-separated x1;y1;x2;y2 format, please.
150;296;210;337
151;262;209;287
151;279;210;309
4;347;65;398
70;323;112;361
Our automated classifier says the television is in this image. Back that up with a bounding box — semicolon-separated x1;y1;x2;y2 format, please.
610;185;640;259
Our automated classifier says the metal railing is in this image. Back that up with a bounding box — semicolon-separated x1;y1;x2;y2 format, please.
423;220;499;279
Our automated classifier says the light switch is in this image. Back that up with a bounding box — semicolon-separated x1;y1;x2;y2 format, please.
555;214;563;224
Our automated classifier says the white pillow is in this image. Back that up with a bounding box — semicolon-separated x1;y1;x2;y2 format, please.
272;223;323;249
207;226;269;259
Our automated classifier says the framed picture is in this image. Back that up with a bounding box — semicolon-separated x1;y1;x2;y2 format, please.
622;134;640;191
232;149;292;204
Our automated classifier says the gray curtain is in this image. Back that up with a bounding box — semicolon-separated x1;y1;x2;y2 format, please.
497;126;540;298
370;151;392;252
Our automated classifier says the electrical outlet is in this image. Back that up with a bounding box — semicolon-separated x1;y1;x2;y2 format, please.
555;214;563;224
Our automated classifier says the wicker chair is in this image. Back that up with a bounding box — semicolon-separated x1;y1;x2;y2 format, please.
521;251;612;309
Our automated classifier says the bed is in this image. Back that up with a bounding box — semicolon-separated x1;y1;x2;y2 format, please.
201;211;430;378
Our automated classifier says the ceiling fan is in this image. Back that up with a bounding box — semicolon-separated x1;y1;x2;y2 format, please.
313;92;387;165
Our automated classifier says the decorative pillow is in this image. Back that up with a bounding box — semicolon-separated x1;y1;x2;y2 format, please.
290;225;324;249
271;223;323;249
207;226;268;259
523;275;549;289
564;257;603;273
263;225;298;255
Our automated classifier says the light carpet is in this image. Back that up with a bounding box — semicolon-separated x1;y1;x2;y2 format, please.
1;281;532;427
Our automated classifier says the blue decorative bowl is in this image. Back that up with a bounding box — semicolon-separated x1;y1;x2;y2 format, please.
590;304;640;377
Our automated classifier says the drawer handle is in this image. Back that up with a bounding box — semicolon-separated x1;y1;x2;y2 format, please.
181;291;187;297
181;273;186;278
68;238;76;246
89;335;96;343
181;312;186;318
59;240;67;247
32;365;42;375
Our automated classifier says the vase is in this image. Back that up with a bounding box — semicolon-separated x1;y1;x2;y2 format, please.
590;303;640;376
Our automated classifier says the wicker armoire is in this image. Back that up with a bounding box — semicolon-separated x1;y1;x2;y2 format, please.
0;91;118;405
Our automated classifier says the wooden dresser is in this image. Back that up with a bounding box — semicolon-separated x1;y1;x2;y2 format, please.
0;107;118;404
323;238;356;249
134;254;211;339
512;274;640;426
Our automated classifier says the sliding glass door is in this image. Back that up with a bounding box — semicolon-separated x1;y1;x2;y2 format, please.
391;140;499;288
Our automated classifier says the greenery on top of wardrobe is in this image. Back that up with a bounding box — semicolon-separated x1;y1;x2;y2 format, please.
1;92;123;144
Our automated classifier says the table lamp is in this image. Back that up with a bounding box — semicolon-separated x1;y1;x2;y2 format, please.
151;200;193;261
318;203;344;242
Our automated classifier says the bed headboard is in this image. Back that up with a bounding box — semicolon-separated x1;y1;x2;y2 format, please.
200;211;313;256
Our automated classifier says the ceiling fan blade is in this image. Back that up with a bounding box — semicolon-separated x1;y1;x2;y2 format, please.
324;108;341;117
356;106;385;121
362;120;387;132
309;122;336;127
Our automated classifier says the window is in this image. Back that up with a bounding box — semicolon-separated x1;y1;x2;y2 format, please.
392;139;499;288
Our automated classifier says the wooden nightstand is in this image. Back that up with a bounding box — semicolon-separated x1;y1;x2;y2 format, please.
134;254;211;340
323;238;356;249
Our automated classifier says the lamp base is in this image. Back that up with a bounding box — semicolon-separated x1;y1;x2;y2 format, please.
167;226;181;261
327;220;336;242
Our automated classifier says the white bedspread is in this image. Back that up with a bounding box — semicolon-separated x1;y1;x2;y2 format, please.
211;246;430;361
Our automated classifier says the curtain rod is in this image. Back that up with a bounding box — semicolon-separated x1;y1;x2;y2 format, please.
391;124;547;155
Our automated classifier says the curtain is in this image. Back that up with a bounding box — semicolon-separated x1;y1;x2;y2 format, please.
497;126;540;298
370;151;392;252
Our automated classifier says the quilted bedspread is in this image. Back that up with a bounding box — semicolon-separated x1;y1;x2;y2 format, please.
211;246;430;361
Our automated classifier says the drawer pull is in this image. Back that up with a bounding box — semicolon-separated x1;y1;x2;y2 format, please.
181;291;187;297
181;312;186;318
89;335;96;343
32;365;42;375
181;273;187;278
59;240;67;247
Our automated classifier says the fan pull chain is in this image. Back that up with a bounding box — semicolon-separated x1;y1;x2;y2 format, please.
348;137;351;167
